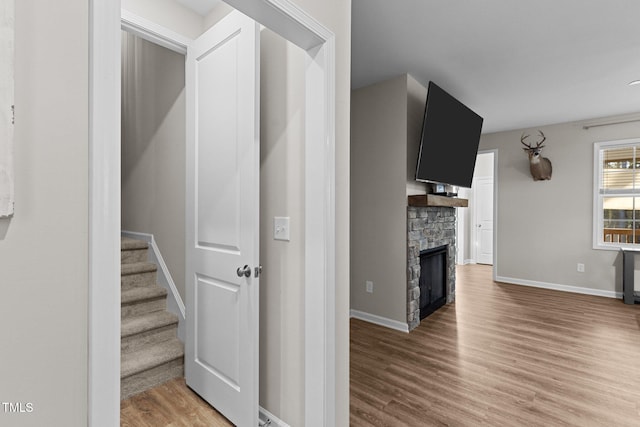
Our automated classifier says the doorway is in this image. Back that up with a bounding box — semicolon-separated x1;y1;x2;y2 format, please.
472;151;496;267
89;1;337;426
119;8;308;426
456;150;496;268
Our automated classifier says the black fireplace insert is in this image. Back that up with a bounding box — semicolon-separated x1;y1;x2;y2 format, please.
419;245;447;319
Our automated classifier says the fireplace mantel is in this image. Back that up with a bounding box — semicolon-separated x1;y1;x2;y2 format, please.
408;194;468;208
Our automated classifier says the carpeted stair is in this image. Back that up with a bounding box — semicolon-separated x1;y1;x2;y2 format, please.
120;237;184;400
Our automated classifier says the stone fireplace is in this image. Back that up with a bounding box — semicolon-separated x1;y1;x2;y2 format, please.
407;202;459;331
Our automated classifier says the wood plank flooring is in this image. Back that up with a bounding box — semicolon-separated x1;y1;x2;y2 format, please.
350;264;640;426
120;378;232;426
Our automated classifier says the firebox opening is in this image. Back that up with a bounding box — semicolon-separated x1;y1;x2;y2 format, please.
419;244;447;320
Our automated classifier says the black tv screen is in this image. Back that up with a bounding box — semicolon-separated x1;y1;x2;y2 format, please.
416;81;483;189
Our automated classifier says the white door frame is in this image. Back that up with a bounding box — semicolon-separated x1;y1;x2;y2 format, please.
88;1;336;426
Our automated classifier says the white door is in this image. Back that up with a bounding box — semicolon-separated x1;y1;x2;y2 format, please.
185;11;260;427
474;177;494;265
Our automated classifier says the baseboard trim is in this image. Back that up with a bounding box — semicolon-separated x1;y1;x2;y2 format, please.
121;231;186;340
259;406;291;427
495;275;622;299
350;309;409;333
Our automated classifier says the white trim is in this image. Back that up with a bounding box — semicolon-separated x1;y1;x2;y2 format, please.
495;276;622;299
121;231;186;341
463;259;476;265
259;406;291;427
593;138;640;251
89;0;121;426
120;10;191;54
90;1;337;425
350;310;409;333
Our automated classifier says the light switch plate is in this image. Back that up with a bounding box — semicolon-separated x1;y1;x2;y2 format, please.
274;217;290;241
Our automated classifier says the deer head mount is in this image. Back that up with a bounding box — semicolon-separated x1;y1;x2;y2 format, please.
521;130;552;181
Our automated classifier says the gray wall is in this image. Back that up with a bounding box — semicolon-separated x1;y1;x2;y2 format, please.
0;1;89;425
406;75;428;196
351;75;408;324
480;113;640;293
259;28;306;426
121;32;186;300
351;74;427;325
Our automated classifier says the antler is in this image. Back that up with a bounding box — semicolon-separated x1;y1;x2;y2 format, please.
521;133;533;149
521;131;546;150
535;130;546;148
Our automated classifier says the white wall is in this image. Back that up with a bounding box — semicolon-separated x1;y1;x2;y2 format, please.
0;1;89;425
480;113;640;294
121;32;186;300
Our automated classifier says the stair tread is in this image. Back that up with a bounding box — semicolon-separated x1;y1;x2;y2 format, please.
121;311;178;338
121;261;157;276
121;237;149;251
121;338;184;379
121;286;167;305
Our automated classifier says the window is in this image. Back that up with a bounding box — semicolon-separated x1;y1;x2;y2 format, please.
594;139;640;249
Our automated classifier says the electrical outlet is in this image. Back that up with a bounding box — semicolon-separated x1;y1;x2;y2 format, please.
577;263;585;273
366;280;373;293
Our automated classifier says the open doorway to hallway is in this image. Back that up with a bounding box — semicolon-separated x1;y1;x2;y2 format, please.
456;150;496;267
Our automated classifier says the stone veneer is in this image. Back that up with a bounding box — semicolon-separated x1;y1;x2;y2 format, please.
407;206;457;331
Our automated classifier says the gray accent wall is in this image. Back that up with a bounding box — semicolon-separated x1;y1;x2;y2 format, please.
480;113;640;293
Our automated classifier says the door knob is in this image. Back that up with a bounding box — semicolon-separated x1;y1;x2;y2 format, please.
237;265;251;278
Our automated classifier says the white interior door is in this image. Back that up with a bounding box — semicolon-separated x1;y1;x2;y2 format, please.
474;177;494;265
185;11;260;427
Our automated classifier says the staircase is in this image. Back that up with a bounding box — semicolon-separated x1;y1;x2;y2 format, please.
120;237;184;400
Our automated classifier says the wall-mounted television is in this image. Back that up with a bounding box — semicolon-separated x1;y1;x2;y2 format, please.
415;81;483;191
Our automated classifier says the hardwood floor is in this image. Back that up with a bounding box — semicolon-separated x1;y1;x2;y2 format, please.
120;378;232;426
350;264;640;426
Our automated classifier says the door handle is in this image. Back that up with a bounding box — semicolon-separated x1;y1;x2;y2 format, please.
237;265;251;278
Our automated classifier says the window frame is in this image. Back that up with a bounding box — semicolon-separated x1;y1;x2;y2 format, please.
593;138;640;250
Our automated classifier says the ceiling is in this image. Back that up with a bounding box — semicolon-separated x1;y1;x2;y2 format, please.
176;0;220;16
175;0;640;134
352;0;640;133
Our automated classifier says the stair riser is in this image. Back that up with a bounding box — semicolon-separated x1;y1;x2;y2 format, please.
122;298;166;319
121;325;178;355
121;248;148;264
121;271;157;290
121;358;184;400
